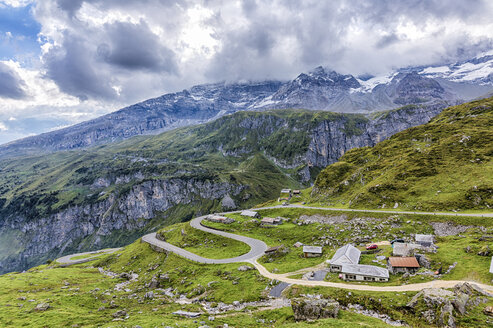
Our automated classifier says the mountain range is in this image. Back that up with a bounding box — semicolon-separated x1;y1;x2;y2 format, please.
1;53;493;157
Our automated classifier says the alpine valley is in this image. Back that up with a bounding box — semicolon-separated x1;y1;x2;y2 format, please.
1;53;493;274
0;52;493;328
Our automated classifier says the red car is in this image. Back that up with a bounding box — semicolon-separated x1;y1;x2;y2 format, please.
366;244;378;250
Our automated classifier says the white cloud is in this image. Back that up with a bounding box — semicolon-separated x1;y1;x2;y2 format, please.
0;0;33;8
0;0;493;144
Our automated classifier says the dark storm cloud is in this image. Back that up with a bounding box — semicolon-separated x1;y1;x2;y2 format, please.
97;20;177;73
0;62;27;100
44;32;117;100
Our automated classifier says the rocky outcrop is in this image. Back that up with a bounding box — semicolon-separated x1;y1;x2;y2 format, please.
0;178;244;273
291;296;340;321
305;103;443;169
406;283;492;327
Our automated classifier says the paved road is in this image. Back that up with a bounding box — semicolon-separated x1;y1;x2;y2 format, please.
260;204;493;217
141;206;493;293
141;215;268;264
56;248;122;266
269;282;291;297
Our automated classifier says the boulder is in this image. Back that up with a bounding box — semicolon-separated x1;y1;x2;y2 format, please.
34;303;50;311
119;272;132;280
415;254;431;269
407;283;492;327
451;293;469;315
291;297;339;321
112;310;127;318
477;245;491;256
484;306;493;317
237;265;254;272
148;277;159;289
438;302;456;328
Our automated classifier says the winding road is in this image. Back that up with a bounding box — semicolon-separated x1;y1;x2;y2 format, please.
56;248;122;266
141;215;268;264
141;205;493;293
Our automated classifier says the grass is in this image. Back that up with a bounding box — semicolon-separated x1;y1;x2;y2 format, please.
312;97;493;212
200;207;493;285
1;210;493;327
157;222;250;259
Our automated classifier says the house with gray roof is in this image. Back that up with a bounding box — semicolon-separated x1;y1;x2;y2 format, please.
241;210;260;218
328;244;361;272
393;242;422;257
303;246;322;258
490;256;493;274
415;234;434;247
340;264;390;282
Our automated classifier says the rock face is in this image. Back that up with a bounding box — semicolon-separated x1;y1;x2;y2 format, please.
291;297;340;321
0;178;243;273
406;283;492;327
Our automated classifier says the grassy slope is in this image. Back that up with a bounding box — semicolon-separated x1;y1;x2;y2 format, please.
200;207;493;285
0;240;396;328
2;207;493;327
0;109;366;223
312;97;493;211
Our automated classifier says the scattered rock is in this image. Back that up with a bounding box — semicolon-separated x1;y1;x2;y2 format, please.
144;291;154;300
291;297;339;321
484;306;493;317
112;310;127;318
148;276;160;289
34;303;50;311
431;222;472;237
237;265;254;272
477;245;491;256
119;272;132;280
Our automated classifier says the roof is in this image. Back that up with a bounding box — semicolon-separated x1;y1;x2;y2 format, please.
261;217;280;223
393;243;419;256
330;244;361;265
490;256;493;274
388;257;420;268
293;242;304;247
173;310;201;318
303;246;322;254
241;210;258;217
265;246;282;253
341;264;389;278
415;234;434;243
280;189;292;193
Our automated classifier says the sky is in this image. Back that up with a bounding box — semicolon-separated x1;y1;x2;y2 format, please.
0;0;492;144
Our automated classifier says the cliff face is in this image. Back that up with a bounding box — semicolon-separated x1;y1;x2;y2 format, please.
0;178;243;273
303;104;443;172
0;105;444;273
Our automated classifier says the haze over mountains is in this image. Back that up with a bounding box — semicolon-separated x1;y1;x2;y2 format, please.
1;53;492;157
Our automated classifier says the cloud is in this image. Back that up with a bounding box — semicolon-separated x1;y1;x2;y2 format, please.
97;20;177;73
0;62;28;99
43;31;117;100
0;0;492;144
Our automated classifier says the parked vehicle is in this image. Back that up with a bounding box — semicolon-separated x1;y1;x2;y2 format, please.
366;244;378;250
390;239;405;244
